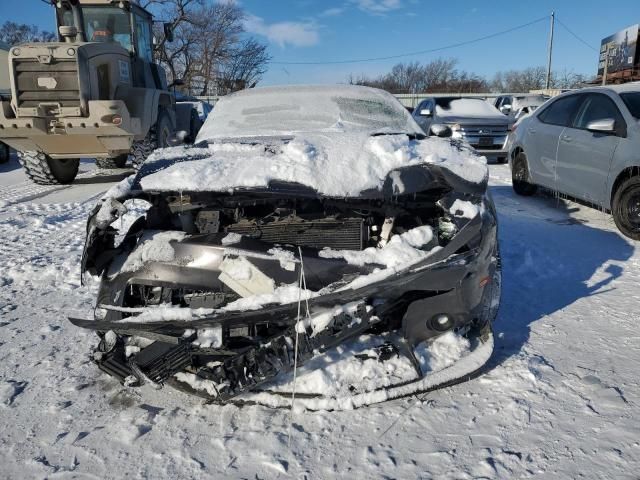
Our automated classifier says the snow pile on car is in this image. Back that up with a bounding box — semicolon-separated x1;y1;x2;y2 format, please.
435;98;505;119
135;134;487;198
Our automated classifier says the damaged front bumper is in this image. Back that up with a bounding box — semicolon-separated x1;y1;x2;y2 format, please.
70;193;499;403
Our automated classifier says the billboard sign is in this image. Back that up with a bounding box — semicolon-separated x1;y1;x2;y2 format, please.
598;24;639;75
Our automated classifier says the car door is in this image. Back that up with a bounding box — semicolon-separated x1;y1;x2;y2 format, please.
525;94;583;189
555;93;624;206
412;99;435;134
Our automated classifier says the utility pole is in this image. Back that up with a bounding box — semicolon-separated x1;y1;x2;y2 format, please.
602;45;611;85
546;11;555;90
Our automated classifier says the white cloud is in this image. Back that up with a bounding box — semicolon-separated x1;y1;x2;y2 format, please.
321;7;345;17
244;15;319;48
351;0;403;14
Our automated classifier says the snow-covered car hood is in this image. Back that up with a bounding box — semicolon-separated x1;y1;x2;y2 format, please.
123;133;488;199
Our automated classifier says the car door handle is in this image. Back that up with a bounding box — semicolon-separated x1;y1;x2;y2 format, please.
528;128;536;134
561;135;572;143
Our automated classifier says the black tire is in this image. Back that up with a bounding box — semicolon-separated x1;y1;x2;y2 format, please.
18;151;79;185
188;109;200;143
511;152;537;196
130;109;174;169
96;154;128;169
612;176;640;240
0;142;9;164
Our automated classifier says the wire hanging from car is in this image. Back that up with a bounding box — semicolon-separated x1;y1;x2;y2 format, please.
288;246;311;449
269;15;550;65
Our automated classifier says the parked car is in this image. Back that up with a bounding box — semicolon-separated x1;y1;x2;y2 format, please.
508;84;640;240
494;94;549;120
412;97;512;163
70;85;500;404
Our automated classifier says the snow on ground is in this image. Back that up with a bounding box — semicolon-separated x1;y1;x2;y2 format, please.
1;154;640;478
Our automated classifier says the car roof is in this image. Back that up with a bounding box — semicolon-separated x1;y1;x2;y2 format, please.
556;83;640;98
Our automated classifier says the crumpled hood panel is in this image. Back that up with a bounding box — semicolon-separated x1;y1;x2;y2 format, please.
129;134;488;198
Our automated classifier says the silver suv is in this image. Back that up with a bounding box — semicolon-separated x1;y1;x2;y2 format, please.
412;97;512;163
508;84;640;239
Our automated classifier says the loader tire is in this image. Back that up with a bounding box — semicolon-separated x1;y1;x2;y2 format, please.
0;142;9;164
18;151;79;185
96;155;128;169
188;109;200;143
131;109;173;169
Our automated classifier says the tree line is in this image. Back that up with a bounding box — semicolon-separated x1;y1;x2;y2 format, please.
349;58;591;93
142;0;269;96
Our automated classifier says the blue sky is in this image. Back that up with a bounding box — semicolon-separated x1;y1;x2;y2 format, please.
2;0;639;85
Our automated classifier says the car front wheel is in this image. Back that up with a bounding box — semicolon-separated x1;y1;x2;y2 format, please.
512;152;537;196
612;176;640;240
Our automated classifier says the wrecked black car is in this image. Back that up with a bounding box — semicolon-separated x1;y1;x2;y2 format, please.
70;85;500;408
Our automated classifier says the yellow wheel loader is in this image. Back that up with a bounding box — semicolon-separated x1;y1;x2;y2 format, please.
0;0;199;184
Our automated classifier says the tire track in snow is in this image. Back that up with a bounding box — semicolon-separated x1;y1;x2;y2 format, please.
0;168;130;207
0;199;98;295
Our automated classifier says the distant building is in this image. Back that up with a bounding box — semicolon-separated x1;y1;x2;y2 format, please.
0;41;10;92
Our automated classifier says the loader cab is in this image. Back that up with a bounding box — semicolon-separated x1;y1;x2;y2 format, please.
55;1;165;90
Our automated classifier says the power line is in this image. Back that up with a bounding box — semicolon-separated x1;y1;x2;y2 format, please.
556;17;598;52
269;15;550;65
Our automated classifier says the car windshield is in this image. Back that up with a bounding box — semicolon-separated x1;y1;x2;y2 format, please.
620;92;640;119
197;86;423;142
434;97;502;117
62;7;132;51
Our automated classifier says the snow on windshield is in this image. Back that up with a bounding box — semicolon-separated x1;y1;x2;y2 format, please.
196;85;423;142
435;98;504;118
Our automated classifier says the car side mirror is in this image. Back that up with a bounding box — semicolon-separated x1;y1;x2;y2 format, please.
419;108;433;117
586;118;615;133
169;78;185;88
500;104;512;115
430;124;452;138
163;22;174;42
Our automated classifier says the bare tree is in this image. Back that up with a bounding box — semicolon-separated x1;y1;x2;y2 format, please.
491;66;590;92
0;21;55;45
147;0;269;96
217;39;269;94
350;58;489;94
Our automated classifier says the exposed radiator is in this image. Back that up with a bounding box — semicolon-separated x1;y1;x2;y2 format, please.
227;217;367;250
